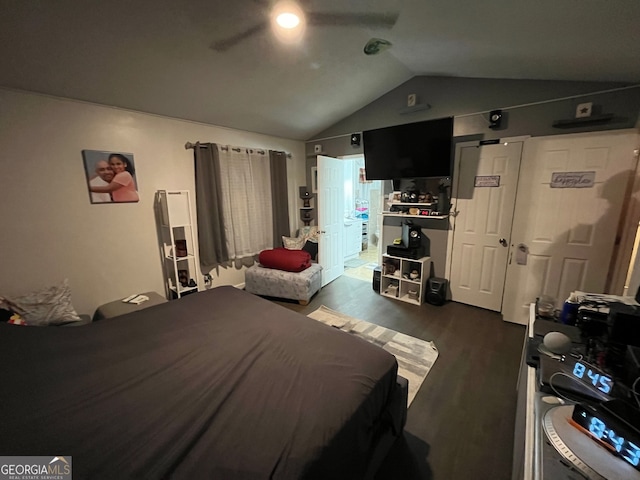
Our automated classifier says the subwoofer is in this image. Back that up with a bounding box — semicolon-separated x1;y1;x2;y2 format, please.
426;277;448;306
402;222;422;249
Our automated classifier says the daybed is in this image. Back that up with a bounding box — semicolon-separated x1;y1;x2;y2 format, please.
245;262;323;305
0;286;407;479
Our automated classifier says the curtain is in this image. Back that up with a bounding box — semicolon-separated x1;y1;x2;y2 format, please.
269;150;290;247
218;146;273;261
194;143;229;269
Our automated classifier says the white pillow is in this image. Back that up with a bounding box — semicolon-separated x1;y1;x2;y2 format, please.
2;279;81;326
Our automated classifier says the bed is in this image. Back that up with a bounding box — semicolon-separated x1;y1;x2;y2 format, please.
0;286;407;479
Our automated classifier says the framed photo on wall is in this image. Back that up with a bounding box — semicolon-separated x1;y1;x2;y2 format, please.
82;150;140;203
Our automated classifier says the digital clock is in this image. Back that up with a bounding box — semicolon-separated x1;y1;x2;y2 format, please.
539;355;614;401
569;358;614;394
571;401;640;471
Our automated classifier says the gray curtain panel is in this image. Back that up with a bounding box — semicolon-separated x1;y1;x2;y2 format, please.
269;150;290;247
194;143;229;269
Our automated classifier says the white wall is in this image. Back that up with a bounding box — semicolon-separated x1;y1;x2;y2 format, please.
0;89;305;316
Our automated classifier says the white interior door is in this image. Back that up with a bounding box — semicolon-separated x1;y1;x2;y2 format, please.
502;130;639;325
318;155;345;286
449;141;524;311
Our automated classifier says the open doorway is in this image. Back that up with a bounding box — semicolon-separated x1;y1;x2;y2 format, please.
340;154;382;282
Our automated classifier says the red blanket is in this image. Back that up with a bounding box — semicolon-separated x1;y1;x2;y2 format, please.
259;248;311;272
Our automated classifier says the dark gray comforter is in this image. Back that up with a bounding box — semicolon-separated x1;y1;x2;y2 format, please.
0;286;401;479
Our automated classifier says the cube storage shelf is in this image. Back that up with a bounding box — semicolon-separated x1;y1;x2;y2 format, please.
380;254;430;305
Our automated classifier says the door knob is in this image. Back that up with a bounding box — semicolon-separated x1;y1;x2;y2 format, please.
499;238;508;247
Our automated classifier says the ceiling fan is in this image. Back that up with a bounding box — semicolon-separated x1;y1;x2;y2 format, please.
210;0;399;52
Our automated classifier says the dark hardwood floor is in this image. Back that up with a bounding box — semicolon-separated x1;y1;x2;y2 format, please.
272;274;525;480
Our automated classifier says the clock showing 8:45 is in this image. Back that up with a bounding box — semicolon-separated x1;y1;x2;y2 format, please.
570;359;614;394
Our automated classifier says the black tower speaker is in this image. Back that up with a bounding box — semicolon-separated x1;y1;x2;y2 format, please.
402;222;422;249
426;277;448;306
373;266;382;293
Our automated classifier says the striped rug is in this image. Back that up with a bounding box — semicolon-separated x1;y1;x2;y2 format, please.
307;305;439;406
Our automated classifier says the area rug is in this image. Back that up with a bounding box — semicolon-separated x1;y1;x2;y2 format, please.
307;305;439;406
344;258;368;269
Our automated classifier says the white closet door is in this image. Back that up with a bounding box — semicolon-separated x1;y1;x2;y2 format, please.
449;141;523;311
502;130;639;325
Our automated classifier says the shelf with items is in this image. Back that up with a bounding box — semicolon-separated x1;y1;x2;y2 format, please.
384;200;446;218
157;190;201;300
382;212;448;219
380;254;430;305
361;221;368;250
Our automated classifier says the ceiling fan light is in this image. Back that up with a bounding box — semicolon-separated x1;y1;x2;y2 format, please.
272;1;305;45
277;12;300;29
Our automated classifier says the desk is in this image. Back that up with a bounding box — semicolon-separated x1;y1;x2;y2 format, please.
512;305;640;480
512;304;538;480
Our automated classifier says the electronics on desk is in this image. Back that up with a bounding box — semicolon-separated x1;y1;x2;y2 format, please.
539;354;614;402
608;303;640;348
576;304;610;338
541;401;640;480
571;400;640;471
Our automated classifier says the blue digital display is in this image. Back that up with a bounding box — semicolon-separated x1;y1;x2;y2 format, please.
570;360;613;394
572;404;640;471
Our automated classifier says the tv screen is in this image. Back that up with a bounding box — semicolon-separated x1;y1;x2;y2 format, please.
362;117;453;180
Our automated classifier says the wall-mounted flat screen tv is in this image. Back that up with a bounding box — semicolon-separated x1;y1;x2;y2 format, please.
363;117;453;180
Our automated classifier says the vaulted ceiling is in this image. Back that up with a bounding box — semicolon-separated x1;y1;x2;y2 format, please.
1;0;638;140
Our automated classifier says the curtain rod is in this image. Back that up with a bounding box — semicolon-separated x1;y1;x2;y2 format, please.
185;141;291;158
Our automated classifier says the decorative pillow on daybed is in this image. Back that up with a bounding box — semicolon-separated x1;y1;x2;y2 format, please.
298;226;319;243
0;279;82;326
282;226;320;261
259;248;311;272
282;235;306;250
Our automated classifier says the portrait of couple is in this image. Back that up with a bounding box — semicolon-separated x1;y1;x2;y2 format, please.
83;150;139;204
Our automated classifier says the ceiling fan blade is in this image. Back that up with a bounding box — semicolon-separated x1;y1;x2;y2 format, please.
307;11;399;28
210;22;267;52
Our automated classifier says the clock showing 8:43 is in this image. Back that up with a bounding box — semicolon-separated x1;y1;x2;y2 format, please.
572;402;640;471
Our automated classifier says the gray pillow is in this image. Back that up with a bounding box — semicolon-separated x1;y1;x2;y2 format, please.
0;279;81;326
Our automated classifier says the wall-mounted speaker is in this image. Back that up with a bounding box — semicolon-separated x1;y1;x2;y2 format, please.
299;186;310;199
426;277;448;306
489;109;503;129
402;222;422;249
351;133;361;146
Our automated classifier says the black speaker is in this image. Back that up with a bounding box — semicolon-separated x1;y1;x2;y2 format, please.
426;277;448;306
402;222;422;249
350;133;361;146
299;186;311;200
373;266;382;293
488;109;503;129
